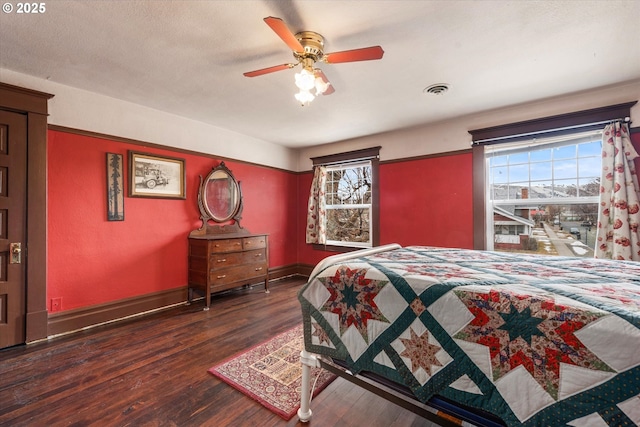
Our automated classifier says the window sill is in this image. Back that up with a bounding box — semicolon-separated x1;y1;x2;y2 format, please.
311;243;371;253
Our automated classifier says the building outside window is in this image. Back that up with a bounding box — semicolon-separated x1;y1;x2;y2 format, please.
485;129;601;255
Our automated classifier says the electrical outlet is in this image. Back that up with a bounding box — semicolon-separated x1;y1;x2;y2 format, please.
50;297;62;313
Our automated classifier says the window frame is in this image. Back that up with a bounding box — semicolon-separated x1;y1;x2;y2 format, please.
324;160;373;248
484;130;603;251
311;146;380;252
486;131;603;203
470;102;636;250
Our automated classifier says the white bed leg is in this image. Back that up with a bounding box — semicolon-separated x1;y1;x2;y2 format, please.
298;350;320;423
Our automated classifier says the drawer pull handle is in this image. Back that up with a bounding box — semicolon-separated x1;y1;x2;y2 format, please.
255;267;263;271
217;274;226;279
217;259;227;263
254;253;261;257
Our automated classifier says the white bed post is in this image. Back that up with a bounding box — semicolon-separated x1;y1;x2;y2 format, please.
298;350;319;422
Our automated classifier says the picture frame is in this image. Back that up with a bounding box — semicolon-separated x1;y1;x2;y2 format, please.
106;153;125;220
128;151;186;199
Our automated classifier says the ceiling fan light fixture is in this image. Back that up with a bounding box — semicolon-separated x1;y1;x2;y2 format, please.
314;75;330;95
295;89;315;106
294;66;330;104
295;68;316;91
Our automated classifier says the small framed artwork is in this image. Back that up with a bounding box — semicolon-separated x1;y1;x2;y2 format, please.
128;151;186;199
106;152;125;221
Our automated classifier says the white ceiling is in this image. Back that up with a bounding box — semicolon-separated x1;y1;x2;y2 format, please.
1;1;639;149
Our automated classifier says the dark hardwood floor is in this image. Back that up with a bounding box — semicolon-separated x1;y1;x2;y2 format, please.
0;278;434;427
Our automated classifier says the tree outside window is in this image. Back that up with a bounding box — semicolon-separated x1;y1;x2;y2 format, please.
309;146;380;250
325;162;372;247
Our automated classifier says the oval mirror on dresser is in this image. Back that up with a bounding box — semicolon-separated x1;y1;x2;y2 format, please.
203;166;240;223
188;162;269;310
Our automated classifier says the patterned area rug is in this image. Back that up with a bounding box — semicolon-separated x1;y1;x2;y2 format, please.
208;325;336;420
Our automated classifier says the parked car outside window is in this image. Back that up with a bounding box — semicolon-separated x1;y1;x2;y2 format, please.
570;227;581;239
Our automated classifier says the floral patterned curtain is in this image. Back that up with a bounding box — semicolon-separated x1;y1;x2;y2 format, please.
305;165;327;244
595;122;640;261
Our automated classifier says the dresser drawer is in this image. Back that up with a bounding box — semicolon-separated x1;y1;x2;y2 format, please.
209;262;268;286
210;249;265;266
209;238;243;253
243;249;266;264
210;252;244;267
242;236;266;250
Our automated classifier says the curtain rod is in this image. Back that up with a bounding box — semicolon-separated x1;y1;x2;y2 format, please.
471;116;631;146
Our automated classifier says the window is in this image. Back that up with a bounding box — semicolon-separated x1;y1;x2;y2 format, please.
470;102;635;256
310;147;380;250
325;161;372;247
485;130;601;254
487;131;602;203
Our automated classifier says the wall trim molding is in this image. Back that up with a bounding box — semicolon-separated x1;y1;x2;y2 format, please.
0;82;53;114
296;263;314;277
46;265;312;338
469;101;637;144
0;82;53;344
47;287;188;337
48;124;295;174
380;148;472;166
268;264;305;280
297;148;473;174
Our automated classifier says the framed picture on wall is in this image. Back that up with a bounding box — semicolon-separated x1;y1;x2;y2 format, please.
106;152;125;221
128;151;186;199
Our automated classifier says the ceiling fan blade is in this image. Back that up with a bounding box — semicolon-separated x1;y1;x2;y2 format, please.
264;17;304;52
314;69;335;95
243;63;295;77
324;46;384;63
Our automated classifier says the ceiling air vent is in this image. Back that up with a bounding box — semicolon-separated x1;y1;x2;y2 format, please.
423;83;449;95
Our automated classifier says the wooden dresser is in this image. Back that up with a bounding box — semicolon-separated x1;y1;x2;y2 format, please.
188;233;269;310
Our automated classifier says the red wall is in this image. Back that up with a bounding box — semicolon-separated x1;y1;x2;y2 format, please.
47;130;297;312
296;152;475;266
379;154;473;248
48;127;476;312
47;127;636;313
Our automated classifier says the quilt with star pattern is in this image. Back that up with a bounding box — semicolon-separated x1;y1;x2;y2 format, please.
298;246;640;426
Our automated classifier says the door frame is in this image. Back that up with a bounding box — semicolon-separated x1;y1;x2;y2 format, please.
0;82;53;343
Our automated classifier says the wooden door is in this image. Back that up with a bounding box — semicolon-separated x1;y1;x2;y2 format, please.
0;110;27;348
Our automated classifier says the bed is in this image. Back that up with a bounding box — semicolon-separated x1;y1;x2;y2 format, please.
297;245;640;426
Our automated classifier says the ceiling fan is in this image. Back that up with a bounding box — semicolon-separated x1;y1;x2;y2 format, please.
244;17;384;104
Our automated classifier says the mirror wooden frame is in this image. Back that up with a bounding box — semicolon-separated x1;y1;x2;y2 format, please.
192;162;247;236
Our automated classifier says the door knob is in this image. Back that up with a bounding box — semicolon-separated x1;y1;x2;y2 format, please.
10;242;21;264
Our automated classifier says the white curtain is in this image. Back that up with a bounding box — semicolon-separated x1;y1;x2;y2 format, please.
305;166;327;244
594;122;640;261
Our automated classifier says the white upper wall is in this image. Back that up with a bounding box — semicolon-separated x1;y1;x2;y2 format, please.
0;69;298;171
297;79;640;171
2;69;638;173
